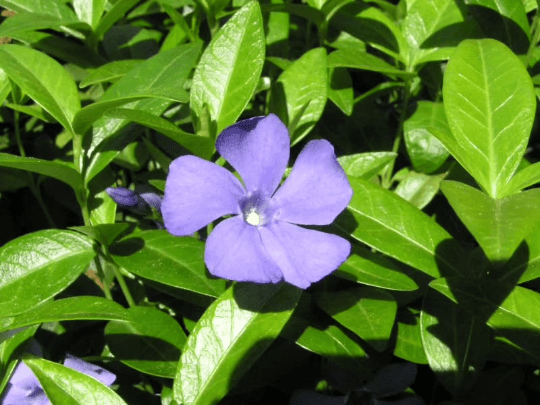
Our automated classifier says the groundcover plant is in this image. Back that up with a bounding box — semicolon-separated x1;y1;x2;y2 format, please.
2;0;540;403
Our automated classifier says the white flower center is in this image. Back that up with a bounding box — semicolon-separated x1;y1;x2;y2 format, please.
244;208;264;226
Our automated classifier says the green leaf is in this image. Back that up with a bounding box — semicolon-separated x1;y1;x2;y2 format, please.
504;161;540;195
467;0;530;54
394;171;445;210
272;48;327;145
72;0;108;29
104;108;214;159
110;230;226;298
294;322;370;379
0;153;82;191
430;278;540;363
442;39;535;198
420;286;489;396
0;297;130;334
0;45;80;132
0;0;78;19
0;230;95;317
174;283;301;405
105;306;186;378
338;151;397;179
328;48;415;79
317;286;397;352
404;101;450;173
441;181;540;262
394;308;428;364
334;177;463;278
69;223;130;247
190;1;265;135
93;0;140;39
0;13;87;39
79;60;144;87
24;358;127;405
505;225;540;283
328;67;353;116
73;44;199;134
335;245;418;291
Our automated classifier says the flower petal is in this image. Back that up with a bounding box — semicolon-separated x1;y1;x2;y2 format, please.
273;140;352;225
162;155;245;236
64;355;116;386
216;114;290;196
259;221;351;289
0;385;48;405
205;216;282;284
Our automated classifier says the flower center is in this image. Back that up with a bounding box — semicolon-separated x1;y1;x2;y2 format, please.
240;191;278;227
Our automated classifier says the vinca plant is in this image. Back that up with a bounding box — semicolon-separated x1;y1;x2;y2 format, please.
1;0;540;404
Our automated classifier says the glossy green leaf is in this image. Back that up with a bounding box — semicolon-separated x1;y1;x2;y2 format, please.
504;161;540;195
272;48;327;144
467;0;530;54
174;283;301;405
0;297;130;334
404;101;450;173
0;0;77;19
441;181;540;262
505;225;540;283
420;287;489;396
334;245;418;291
79;60;143;87
294;323;370;379
190;1;265;135
334;177;463;278
338;152;397;179
442;39;535;198
70;223;130;247
84;98;171;184
0;153;82;191
105;306;186;378
24;358;127;405
0;230;95;316
402;0;471;66
73;44;199;134
328;67;353;116
0;13;86;39
328;48;414;79
317;286;397;352
104;108;214;159
394;308;428;364
72;0;108;29
394;171;445;209
0;45;80;132
430;278;540;362
110;230;226;298
93;0;140;39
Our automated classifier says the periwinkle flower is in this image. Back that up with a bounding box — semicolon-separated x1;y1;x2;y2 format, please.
0;355;116;405
106;187;162;213
162;114;352;289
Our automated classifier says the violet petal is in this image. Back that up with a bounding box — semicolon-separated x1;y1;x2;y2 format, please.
162;155;245;236
273;140;352;225
259;221;351;289
205;216;282;283
64;355;116;387
216;114;290;196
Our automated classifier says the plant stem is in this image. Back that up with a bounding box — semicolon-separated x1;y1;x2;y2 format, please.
13;110;57;228
381;79;412;188
93;256;113;300
112;264;136;308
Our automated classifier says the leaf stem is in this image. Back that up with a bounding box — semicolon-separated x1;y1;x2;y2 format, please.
93;256;113;300
112;264;136;308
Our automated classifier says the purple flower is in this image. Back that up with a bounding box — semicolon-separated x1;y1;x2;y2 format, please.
162;114;352;289
0;355;116;405
106;187;162;213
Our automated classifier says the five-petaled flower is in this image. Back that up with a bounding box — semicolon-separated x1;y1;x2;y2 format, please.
162;114;352;289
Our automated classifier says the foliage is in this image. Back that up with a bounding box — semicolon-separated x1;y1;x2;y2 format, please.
1;0;540;404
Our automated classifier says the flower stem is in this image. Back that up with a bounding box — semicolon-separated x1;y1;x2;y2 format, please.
13;110;57;228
